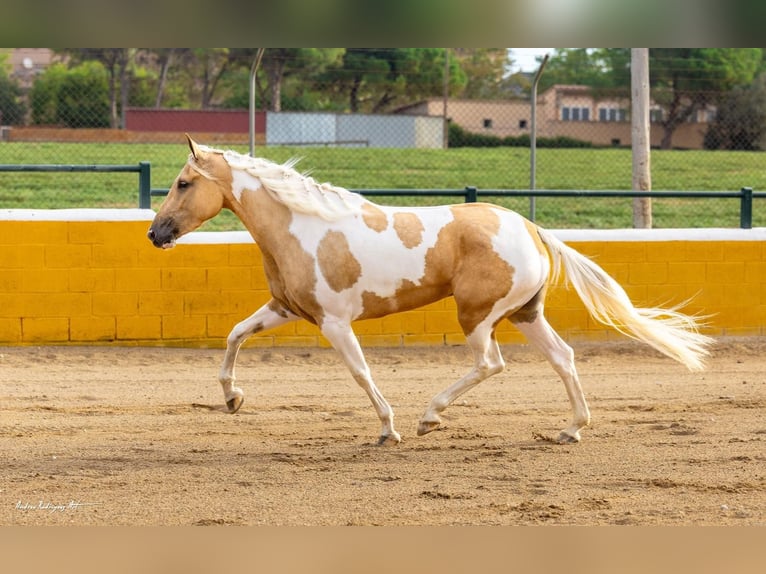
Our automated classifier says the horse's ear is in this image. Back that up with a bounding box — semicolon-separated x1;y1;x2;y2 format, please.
185;133;203;160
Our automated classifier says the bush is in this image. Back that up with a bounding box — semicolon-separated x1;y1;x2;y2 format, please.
30;61;110;128
704;74;766;151
0;74;26;125
448;122;592;148
57;62;110;128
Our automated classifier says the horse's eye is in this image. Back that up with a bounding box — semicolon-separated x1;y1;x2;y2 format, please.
178;180;189;190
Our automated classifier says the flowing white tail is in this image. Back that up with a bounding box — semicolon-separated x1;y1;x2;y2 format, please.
537;228;713;371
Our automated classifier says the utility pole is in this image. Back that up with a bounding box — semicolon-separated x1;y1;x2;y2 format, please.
631;48;652;228
529;53;549;222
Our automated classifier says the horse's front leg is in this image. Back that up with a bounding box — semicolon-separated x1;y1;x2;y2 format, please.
320;318;401;445
219;299;299;413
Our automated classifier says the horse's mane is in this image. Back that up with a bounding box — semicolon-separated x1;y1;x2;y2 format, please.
205;147;361;221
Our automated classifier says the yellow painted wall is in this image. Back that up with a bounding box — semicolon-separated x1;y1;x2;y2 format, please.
1;212;764;348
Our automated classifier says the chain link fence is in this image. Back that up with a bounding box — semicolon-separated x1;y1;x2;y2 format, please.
2;48;766;229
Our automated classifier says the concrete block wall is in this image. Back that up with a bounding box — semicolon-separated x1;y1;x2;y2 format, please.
1;210;764;348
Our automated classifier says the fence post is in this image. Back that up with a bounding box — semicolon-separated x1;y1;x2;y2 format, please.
465;186;478;203
740;187;753;229
138;161;151;209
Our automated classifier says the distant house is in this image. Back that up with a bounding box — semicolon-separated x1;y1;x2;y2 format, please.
396;84;715;149
395;98;531;139
6;48;55;90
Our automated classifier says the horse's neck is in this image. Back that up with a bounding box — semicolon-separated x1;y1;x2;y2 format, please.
230;184;294;251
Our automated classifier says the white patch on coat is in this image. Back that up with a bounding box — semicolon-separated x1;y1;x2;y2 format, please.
486;207;549;320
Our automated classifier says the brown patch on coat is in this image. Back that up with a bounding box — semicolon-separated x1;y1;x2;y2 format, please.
393;212;425;249
361;279;452;320
361;203;388;232
317;230;362;292
450;205;515;335
358;204;515;336
238;188;324;325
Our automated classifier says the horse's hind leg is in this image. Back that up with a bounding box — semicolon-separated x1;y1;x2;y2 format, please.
511;312;590;443
418;325;505;436
320;318;400;446
219;299;300;413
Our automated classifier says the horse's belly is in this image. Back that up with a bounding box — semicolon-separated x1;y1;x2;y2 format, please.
355;282;453;320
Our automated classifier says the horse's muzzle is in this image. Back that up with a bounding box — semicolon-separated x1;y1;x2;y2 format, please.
147;218;178;249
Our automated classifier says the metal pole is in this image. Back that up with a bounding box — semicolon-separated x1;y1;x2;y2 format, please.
249;48;265;157
138;161;151;209
740;187;753;229
529;53;549;222
442;48;450;149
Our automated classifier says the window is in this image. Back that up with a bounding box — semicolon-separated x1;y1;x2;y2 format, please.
650;109;663;123
562;106;589;121
599;107;627;122
519;119;527;129
483;118;492;128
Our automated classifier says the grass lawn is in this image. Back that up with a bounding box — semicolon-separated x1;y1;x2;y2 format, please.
2;141;765;229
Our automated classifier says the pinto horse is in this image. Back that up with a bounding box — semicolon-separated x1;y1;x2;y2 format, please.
148;135;712;445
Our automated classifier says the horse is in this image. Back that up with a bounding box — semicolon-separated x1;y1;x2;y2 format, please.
147;135;713;445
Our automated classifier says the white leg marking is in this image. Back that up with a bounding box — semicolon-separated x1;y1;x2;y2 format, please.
321;318;400;445
219;300;299;413
513;314;591;443
418;326;505;436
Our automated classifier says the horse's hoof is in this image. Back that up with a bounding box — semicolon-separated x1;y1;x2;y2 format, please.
226;395;244;413
556;431;580;444
377;432;401;446
417;419;441;436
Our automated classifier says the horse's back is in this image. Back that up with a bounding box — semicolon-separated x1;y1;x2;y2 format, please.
293;200;548;322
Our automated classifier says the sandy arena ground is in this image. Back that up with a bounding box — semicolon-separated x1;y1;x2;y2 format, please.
1;339;764;526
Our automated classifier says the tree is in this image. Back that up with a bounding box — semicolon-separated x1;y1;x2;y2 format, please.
189;48;231;108
537;49;615;92
650;48;762;149
239;48;345;112
326;48;464;113
145;48;191;108
448;49;501;99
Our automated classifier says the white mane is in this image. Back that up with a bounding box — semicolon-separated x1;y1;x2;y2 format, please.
214;148;361;221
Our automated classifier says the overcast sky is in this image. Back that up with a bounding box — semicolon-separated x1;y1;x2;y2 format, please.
508;48;555;73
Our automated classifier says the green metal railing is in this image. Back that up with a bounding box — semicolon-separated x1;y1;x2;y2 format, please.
0;162;152;207
0;162;759;229
144;184;761;229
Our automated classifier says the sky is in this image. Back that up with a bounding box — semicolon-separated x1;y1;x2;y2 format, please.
508;48;555;73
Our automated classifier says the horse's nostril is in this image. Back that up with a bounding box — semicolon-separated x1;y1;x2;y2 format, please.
147;229;155;241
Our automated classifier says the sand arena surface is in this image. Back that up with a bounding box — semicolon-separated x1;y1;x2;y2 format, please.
1;339;764;525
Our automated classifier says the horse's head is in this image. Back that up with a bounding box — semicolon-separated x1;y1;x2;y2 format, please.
147;135;231;249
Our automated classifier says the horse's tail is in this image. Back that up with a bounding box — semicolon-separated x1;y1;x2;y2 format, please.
536;227;713;371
